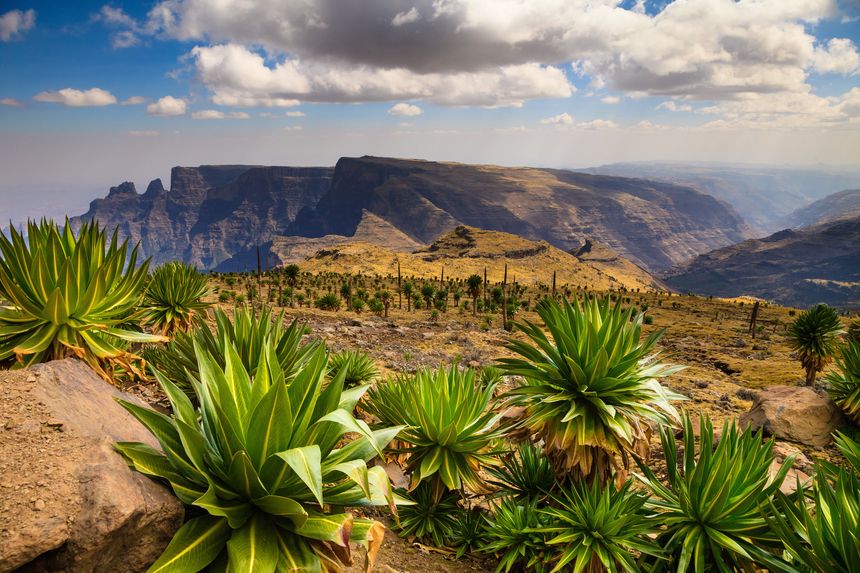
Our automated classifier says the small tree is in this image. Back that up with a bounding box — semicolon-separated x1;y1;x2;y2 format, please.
283;264;299;307
787;304;844;386
378;290;392;318
421;283;435;311
466;274;482;317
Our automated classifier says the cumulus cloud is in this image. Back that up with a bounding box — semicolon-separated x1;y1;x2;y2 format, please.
541;112;574;125
0;97;24;107
388;102;422;116
122;96;147;105
0;9;35;42
189;43;571;107
146;96;187;116
657;100;693;113
191;109;250;119
33;87;117;107
601;95;620;104
285;110;305;117
812;38;860;74
576;118;618;129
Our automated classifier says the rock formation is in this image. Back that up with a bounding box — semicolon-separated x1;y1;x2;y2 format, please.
738;385;847;447
0;360;183;572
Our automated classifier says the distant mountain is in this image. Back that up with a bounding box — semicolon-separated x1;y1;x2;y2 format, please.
779;189;860;229
583;162;860;235
665;216;860;308
71;165;333;268
290;156;751;272
298;225;664;292
71;156;752;274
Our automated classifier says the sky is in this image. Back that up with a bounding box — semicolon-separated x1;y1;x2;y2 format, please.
1;0;860;223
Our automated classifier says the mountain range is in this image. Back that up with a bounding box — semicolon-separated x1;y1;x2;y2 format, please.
69;156;859;308
73;156;752;274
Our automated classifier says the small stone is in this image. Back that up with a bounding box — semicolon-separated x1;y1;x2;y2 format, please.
33;499;45;511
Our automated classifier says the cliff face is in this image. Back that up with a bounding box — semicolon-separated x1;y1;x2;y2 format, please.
665;216;860;308
72;165;333;268
291;156;752;272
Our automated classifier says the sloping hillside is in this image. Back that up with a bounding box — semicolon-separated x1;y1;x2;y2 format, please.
584;162;860;234
291;156;752;273
300;225;664;292
780;189;860;228
665;217;860;308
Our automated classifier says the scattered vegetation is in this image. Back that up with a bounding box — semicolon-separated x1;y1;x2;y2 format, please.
140;261;210;336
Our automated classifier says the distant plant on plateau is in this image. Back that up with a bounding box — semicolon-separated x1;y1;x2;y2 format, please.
826;340;860;424
467;274;482;316
637;415;793;573
327;349;379;388
787;303;844;386
117;340;402;572
315;293;341;311
140;261;210;336
498;297;683;482
376;289;392;318
351;296;365;313
143;305;317;399
402;281;414;312
0;219;162;377
421;283;435;310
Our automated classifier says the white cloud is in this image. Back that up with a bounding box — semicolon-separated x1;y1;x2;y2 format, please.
128;130;159;136
33;87;117;107
191;109;250;119
189;43;572;107
541;112;574;125
0;97;23;107
285;110;305;117
122;96;146;105
0;9;35;42
601;95;620;104
657;100;693;113
576;119;619;129
284;125;304;131
392;7;420;27
146;96;187;116
388;102;422;116
812;38;860;74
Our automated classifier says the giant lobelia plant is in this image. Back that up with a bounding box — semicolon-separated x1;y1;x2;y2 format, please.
498;296;684;482
0;218;162;376
116;338;403;572
140;261;211;337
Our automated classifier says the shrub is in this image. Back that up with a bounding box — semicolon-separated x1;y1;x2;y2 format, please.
0;219;162;376
351;296;366;313
368;298;384;316
140;261;210;336
787;304;844;386
498;297;683;481
315;293;341;311
482;498;551;573
637;415;792;572
143;305;317;399
116;340;401;572
397;482;459;547
538;480;662;572
827;340;860;424
366;366;506;496
771;432;860;573
449;508;489;559
327;349;379;388
848;320;860;345
487;443;557;502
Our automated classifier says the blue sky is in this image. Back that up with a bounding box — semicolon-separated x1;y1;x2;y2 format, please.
1;0;860;222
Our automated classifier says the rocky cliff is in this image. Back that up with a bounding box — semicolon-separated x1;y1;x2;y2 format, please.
71;165;333;268
665;216;860;308
290;156;752;272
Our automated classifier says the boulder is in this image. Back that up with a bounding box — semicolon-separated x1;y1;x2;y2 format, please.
0;359;183;573
738;385;847;448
